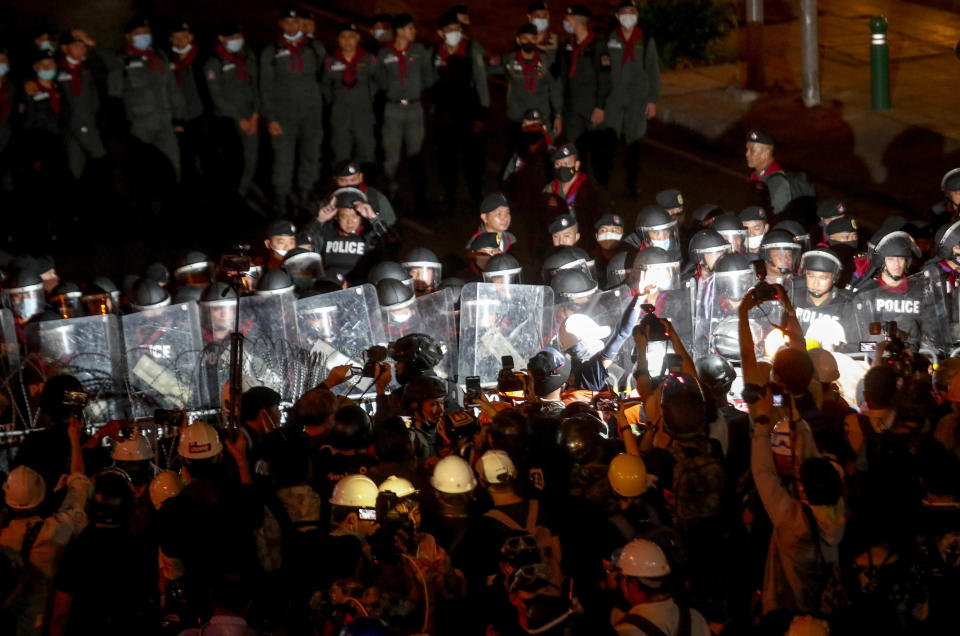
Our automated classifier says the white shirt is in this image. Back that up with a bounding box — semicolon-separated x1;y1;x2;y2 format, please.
613;599;711;636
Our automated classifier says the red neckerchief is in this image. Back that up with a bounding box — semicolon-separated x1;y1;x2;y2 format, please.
357;183;368;193
751;159;783;182
281;37;305;72
171;46;199;87
388;43;409;85
569;29;595;78
58;58;83;96
551;172;587;205
0;80;9;123
333;47;366;87
38;81;61;115
616;26;644;66
877;275;908;293
517;50;541;92
124;43;165;73
438;38;468;61
936;259;960;290
214;42;249;81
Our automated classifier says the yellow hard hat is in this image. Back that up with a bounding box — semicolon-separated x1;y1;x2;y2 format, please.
608;453;647;498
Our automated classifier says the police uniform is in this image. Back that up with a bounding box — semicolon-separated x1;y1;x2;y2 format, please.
108;39;184;179
323;33;379;166
793;287;857;350
168;28;205;181
501;50;562;124
0;77;16;187
260;17;325;208
204;38;259;196
17;76;64;178
431;27;489;204
552;8;611;181
55;42;106;179
376;33;434;197
746;130;792;215
605;24;659;187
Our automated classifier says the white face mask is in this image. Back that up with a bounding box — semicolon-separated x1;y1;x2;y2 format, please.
532;18;549;33
225;38;244;53
651;238;672;251
444;31;463;47
373;28;387;41
66;55;82;65
746;234;765;250
283;31;303;42
597;231;623;243
172;44;192;55
272;248;289;258
619;14;638;30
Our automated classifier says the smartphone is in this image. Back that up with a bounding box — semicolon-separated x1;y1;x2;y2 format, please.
501;355;515;371
465;376;482;406
859;341;877;353
358;508;377;521
772;393;784;407
350;366;364;375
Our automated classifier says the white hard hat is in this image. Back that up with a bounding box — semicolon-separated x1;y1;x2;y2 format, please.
378;475;418;498
430;455;477;494
149;470;183;510
330;474;379;508
479;450;518;485
3;465;46;510
563;313;612;342
615;538;671;580
112;429;155;461
177;421;223;460
808;347;840;384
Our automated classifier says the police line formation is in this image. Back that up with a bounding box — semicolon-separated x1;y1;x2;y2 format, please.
3;3;960;636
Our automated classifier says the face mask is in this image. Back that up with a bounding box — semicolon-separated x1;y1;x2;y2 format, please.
272;248;289;258
563;22;574;35
37;68;56;81
373;28;387;41
283;31;303;42
0;64;8;77
597;232;622;243
828;239;857;249
226;38;245;53
132;33;153;51
39;40;56;53
172;44;192;55
520;42;538;54
746;234;764;250
619;14;638;29
532;18;549;33
444;31;463;47
556;166;576;183
651;238;672;251
66;55;82;65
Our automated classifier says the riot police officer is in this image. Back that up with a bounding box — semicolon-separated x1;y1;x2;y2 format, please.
261;6;325;214
794;249;856;351
323;23;379;169
204;20;260;199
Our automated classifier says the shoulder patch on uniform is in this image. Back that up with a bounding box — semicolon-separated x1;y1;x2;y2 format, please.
329;61;346;71
383;54;398;64
127;60;144;69
57;72;72;82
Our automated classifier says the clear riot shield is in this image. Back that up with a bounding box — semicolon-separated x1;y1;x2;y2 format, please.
707;277;795;361
0;308;20;377
792;287;860;353
122;301;206;418
855;270;949;353
23;314;125;422
296;284;386;395
458;283;554;388
414;288;459;381
199;293;300;407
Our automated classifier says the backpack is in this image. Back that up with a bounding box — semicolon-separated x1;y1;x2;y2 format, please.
485;499;563;586
670;443;725;527
617;605;691;636
767;170;817;201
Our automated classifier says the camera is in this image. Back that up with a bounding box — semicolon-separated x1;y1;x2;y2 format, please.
636;304;668;341
219;244;252;278
464;376;483;406
592;392;620;412
497;356;525;397
362;345;388;377
751;279;780;303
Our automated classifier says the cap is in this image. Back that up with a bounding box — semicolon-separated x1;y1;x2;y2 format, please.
548;214;578;234
527;347;570;396
527;1;548;12
333;187;367;209
372;13;393;25
816;199;846;219
517;23;539;37
59;30;79;45
470;232;504;251
479;450;518;485
566;5;592;19
595;213;624;230
480;192;509;215
124;15;150;33
825;217;857;235
170;21;191;34
280;6;300;19
451;4;469;14
437;11;459;29
739;205;767;222
746;129;775;146
392;13;415;30
522;107;544;122
655;189;683;209
334;160;362;178
551;143;577;161
267;219;296;238
338;22;360;34
217;19;241;37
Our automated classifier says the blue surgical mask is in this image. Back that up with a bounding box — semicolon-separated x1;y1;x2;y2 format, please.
373;28;386;41
283;31;303;42
532;18;549;33
563;22;574;34
37;68;56;81
132;33;153;51
39;40;56;53
226;38;244;53
0;64;9;78
172;44;192;55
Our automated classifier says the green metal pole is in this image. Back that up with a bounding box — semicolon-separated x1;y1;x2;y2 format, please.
871;16;890;111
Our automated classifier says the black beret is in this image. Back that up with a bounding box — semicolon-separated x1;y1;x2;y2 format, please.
392;13;415;30
517;23;539;37
527;2;548;12
746;129;775;146
267;219;296;238
437;11;459;29
739;205;767;222
551;142;578;161
480;192;509;215
124;15;150;34
595;213;625;230
548;214;579;234
470;232;504;251
334;160;362;178
566;5;592;19
655;189;683;209
217;19;242;37
825;217;858;235
522;107;544;122
816;199;846;218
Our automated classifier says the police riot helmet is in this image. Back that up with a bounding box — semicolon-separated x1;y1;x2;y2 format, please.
340;617;391;636
482;253;522;283
255;269;295;296
660;372;707;440
711;213;748;252
438;277;466;295
174;285;204;304
713;252;752;275
632;246;677;267
89;275;118;297
570;246;597;280
369;260;413;288
329;404;373;450
692;203;724;225
759;229;801;274
130;278;171;311
941;167;960;193
2;268;44;322
772;220;811;251
174;250;211;286
402;247;440;268
937;220;960;260
550;268;598;300
389;333;444;369
143;261;171;287
605;246;638;289
49;282;82;318
82;275;119;315
875;230;919;263
401;248;442;293
541;245;586;283
712;253;755;302
636;204;674;231
688;229;731;261
201;281;237;305
799;249;842;279
402;374;447;407
557;413;604;464
376;277;415;309
694;355;736;398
